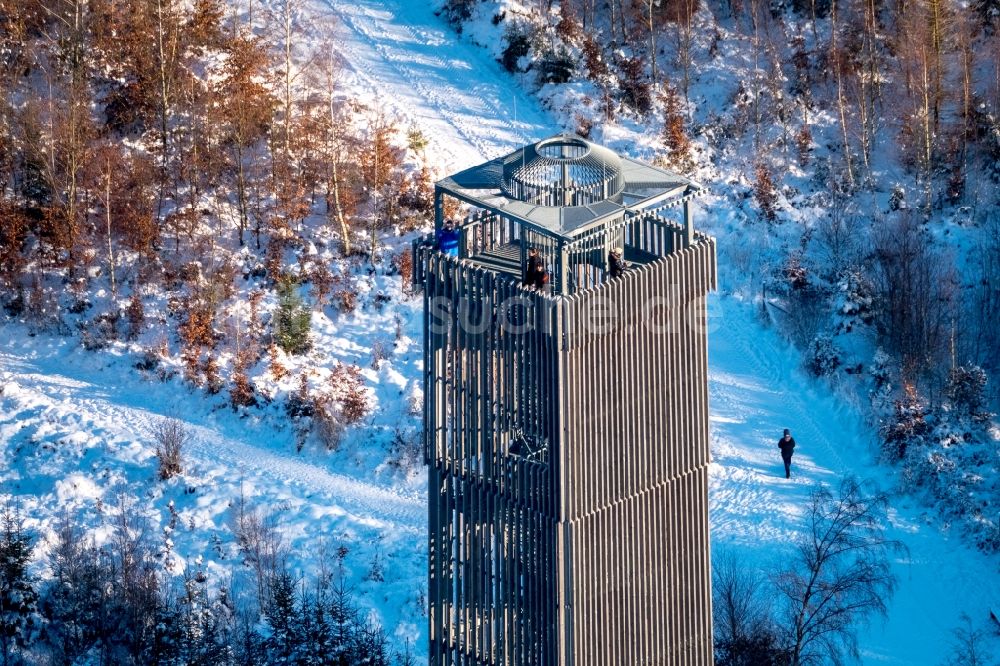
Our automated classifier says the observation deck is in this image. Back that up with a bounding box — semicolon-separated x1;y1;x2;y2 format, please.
417;134;706;296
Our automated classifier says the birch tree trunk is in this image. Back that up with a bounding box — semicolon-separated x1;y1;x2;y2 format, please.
104;160;116;300
831;0;854;187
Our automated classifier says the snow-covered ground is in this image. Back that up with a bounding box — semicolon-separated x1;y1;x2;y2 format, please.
320;0;551;169
708;297;1000;662
2;0;998;662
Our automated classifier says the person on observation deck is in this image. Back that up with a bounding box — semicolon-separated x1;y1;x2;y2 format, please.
608;246;628;279
524;247;549;291
436;219;460;257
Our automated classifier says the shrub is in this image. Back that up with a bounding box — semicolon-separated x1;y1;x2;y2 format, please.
806;334;841;377
182;347;202;385
945;365;990;422
286;374;314;419
81;311;120;350
782;255;808;291
310;262;336;306
336;287;357;313
0;204;27;291
387;428;422;475
371;340;391;369
659;85;693;171
442;0;477;25
202;355;223;394
796;125;812;166
230;369;257;408
836;268;875;325
581;35;608;80
331;363;369;425
888;184;906;211
179;302;216;349
313;396;344;451
3;289;24;318
501;26;532;73
536;47;575;85
154;418;189;480
393;250;413;295
880;384;928;460
754;164;779;223
268;343;288;381
125;293;144;340
399;163;435;215
618;56;652;114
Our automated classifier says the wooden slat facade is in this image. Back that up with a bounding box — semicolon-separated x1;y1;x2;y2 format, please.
418;210;717;666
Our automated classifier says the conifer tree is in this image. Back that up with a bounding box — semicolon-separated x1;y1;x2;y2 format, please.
264;571;300;663
274;276;311;354
0;506;37;666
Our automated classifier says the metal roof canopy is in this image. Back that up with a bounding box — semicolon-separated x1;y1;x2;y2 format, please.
434;134;701;241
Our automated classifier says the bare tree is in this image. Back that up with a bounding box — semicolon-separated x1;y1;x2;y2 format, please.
812;195;861;278
215;31;274;247
232;485;287;611
775;478;905;666
672;0;698;103
153;0;182;224
941;614;998;666
314;45;358;256
360;109;404;262
31;0;94;265
639;0;659;86
870;211;958;382
713;550;787;665
830;0;854;188
895;0;941;212
969;217;1000;386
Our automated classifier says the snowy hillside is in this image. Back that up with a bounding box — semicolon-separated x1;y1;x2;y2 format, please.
1;0;999;663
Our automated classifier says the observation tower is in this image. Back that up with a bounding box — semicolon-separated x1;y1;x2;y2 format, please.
413;135;717;666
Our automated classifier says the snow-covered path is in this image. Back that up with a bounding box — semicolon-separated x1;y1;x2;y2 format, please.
0;351;422;527
0;333;429;640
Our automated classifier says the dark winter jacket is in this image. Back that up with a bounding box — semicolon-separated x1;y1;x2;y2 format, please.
524;255;548;289
778;436;796;459
608;252;628;279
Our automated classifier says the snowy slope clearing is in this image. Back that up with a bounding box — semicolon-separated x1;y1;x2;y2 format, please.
708;297;999;662
1;0;998;662
321;0;551;169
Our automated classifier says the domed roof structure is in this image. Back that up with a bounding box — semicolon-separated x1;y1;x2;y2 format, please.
436;133;699;239
500;136;625;207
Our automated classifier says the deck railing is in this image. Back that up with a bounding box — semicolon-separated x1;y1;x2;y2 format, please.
415;209;704;296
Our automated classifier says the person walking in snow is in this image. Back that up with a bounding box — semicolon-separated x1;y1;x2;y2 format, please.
778;428;796;479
